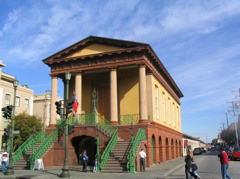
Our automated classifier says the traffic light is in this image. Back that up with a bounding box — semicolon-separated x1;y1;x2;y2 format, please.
3;128;10;142
6;105;13;118
68;125;74;134
55;101;62;115
2;105;13;119
2;107;8;118
66;101;74;115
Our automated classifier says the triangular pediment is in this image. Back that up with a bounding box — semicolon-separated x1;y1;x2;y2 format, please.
66;44;124;58
43;36;149;63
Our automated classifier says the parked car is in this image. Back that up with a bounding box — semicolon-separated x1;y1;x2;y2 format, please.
231;147;240;161
201;148;206;153
193;148;202;155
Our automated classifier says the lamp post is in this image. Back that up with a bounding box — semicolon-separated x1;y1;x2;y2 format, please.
92;88;97;113
60;72;71;178
4;79;18;175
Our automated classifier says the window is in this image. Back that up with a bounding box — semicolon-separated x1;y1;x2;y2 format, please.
176;106;179;127
5;93;11;105
173;103;175;127
25;99;29;109
155;86;159;119
15;96;20;107
162;92;166;122
168;98;171;125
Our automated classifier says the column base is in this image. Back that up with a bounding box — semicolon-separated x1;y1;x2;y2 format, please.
138;119;148;124
110;121;118;125
47;124;56;128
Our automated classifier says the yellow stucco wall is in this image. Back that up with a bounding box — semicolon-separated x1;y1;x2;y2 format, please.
81;75;93;113
67;44;124;58
149;75;182;132
118;68;139;115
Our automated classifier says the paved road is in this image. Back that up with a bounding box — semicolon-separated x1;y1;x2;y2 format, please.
167;152;240;179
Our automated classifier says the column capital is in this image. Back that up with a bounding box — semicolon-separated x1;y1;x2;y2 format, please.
109;66;117;71
138;64;146;68
74;71;82;75
50;74;58;78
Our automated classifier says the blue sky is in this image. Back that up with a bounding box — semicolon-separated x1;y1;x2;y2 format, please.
1;0;240;142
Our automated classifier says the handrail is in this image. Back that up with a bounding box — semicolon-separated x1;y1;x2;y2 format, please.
127;128;146;173
29;130;58;169
67;113;117;136
29;120;65;169
13;132;46;164
119;114;139;125
98;128;118;171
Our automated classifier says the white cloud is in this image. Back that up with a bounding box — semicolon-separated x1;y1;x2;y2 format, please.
159;0;240;35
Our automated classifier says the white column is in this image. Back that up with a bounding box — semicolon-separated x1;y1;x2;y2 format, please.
139;65;148;123
110;68;118;125
75;72;82;114
50;75;58;127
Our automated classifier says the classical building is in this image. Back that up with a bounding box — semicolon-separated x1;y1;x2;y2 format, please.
11;36;183;172
0;60;34;150
40;36;184;171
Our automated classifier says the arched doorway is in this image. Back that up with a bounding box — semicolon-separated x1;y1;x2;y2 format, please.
175;140;178;158
71;135;97;166
171;139;174;159
151;135;156;165
165;138;169;160
159;136;163;162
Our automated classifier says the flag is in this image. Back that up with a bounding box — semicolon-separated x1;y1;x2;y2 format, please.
72;92;79;116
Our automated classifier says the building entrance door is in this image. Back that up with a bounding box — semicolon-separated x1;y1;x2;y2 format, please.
97;84;110;121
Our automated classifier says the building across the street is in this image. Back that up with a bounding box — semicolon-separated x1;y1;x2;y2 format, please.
12;36;184;172
33;93;63;128
0;60;34;150
182;133;206;156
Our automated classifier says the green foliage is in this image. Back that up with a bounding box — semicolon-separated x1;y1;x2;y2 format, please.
211;138;219;145
220;129;237;146
13;112;43;149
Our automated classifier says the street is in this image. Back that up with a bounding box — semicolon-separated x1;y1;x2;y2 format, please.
167;152;240;179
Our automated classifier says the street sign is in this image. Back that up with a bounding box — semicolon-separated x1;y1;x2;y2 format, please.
13;130;20;134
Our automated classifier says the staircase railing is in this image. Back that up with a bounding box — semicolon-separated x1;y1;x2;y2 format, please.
98;128;118;171
29;120;65;169
13;132;46;164
67;113;116;136
127;128;146;173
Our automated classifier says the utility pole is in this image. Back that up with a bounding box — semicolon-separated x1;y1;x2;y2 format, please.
225;112;229;128
232;101;239;147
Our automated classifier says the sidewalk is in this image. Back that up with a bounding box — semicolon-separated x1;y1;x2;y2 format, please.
0;157;185;179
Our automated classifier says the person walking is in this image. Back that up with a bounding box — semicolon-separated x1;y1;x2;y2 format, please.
190;160;201;179
185;148;193;179
139;149;146;172
218;147;232;179
81;150;89;172
1;151;9;172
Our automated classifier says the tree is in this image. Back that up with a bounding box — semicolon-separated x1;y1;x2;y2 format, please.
211;138;219;145
220;129;237;146
13;112;43;150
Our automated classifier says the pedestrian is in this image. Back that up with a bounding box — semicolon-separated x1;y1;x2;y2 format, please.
81;150;89;172
185;148;193;179
1;151;9;172
190;160;201;179
93;158;98;173
218;147;232;179
139;148;146;172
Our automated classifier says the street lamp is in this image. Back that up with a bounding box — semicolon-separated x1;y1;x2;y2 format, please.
4;79;18;175
60;72;71;178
